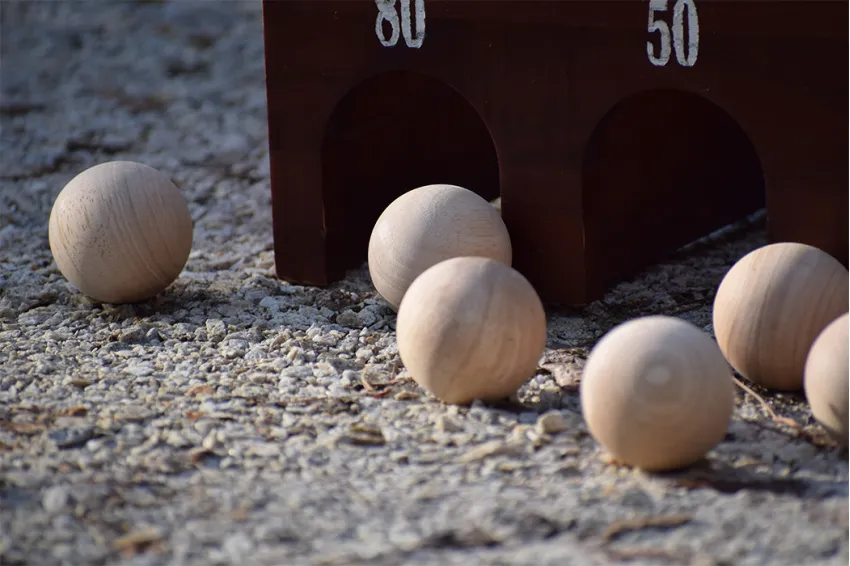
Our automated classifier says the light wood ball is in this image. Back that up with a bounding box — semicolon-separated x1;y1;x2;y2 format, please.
580;316;735;472
804;312;849;446
368;184;511;310
713;242;849;391
396;256;546;405
49;161;193;304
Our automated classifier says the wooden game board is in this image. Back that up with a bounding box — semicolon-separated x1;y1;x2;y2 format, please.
262;0;847;305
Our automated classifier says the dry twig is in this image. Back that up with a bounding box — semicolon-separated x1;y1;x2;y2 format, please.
732;376;801;430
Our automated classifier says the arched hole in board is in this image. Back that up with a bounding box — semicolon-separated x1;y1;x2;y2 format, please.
321;70;500;280
581;89;766;297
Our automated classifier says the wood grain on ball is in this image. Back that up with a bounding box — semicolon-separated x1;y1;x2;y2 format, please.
49;161;193;304
713;242;849;391
580;316;735;471
396;256;546;405
804;312;849;445
368;184;511;310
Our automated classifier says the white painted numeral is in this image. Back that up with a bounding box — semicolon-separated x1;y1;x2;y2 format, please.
375;0;401;47
400;0;426;48
646;0;699;67
375;0;426;49
646;0;671;66
672;0;699;66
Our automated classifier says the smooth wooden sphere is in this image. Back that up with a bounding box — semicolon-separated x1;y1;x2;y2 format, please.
804;312;849;445
396;256;546;404
49;161;193;304
368;184;511;310
580;316;735;471
713;242;849;391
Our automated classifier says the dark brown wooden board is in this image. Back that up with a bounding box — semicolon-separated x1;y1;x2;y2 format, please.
262;0;848;305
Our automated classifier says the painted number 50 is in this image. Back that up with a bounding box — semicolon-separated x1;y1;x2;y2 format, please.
647;0;699;67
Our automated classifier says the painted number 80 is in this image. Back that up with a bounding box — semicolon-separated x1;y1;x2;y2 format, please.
376;0;426;49
647;0;699;67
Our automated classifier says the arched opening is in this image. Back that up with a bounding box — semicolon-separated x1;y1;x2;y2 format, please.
582;89;765;296
321;71;500;278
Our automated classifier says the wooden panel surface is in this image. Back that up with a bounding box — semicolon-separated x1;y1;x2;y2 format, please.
263;0;848;304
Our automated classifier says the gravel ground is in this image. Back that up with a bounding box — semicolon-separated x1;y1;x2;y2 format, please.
1;2;847;566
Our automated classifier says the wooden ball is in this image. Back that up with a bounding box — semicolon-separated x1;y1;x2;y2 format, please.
580;316;735;471
804;312;849;446
49;161;193;304
396;256;546;404
713;242;849;391
368;184;511;310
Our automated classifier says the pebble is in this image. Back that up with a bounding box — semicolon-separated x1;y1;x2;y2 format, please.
223;532;254;562
246;442;281;458
258;296;279;310
436;414;464;433
42;486;70;514
49;426;94;449
535;411;570;435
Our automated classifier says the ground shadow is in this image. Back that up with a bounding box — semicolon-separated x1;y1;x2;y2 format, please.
653;458;847;499
582;89;766;297
321;70;500;278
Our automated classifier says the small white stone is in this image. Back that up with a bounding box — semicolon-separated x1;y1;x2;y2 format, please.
435;415;464;433
123;362;154;377
355;348;374;361
535;411;570;435
42;485;69;514
223;532;254;562
202;431;218;451
247;442;281;457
